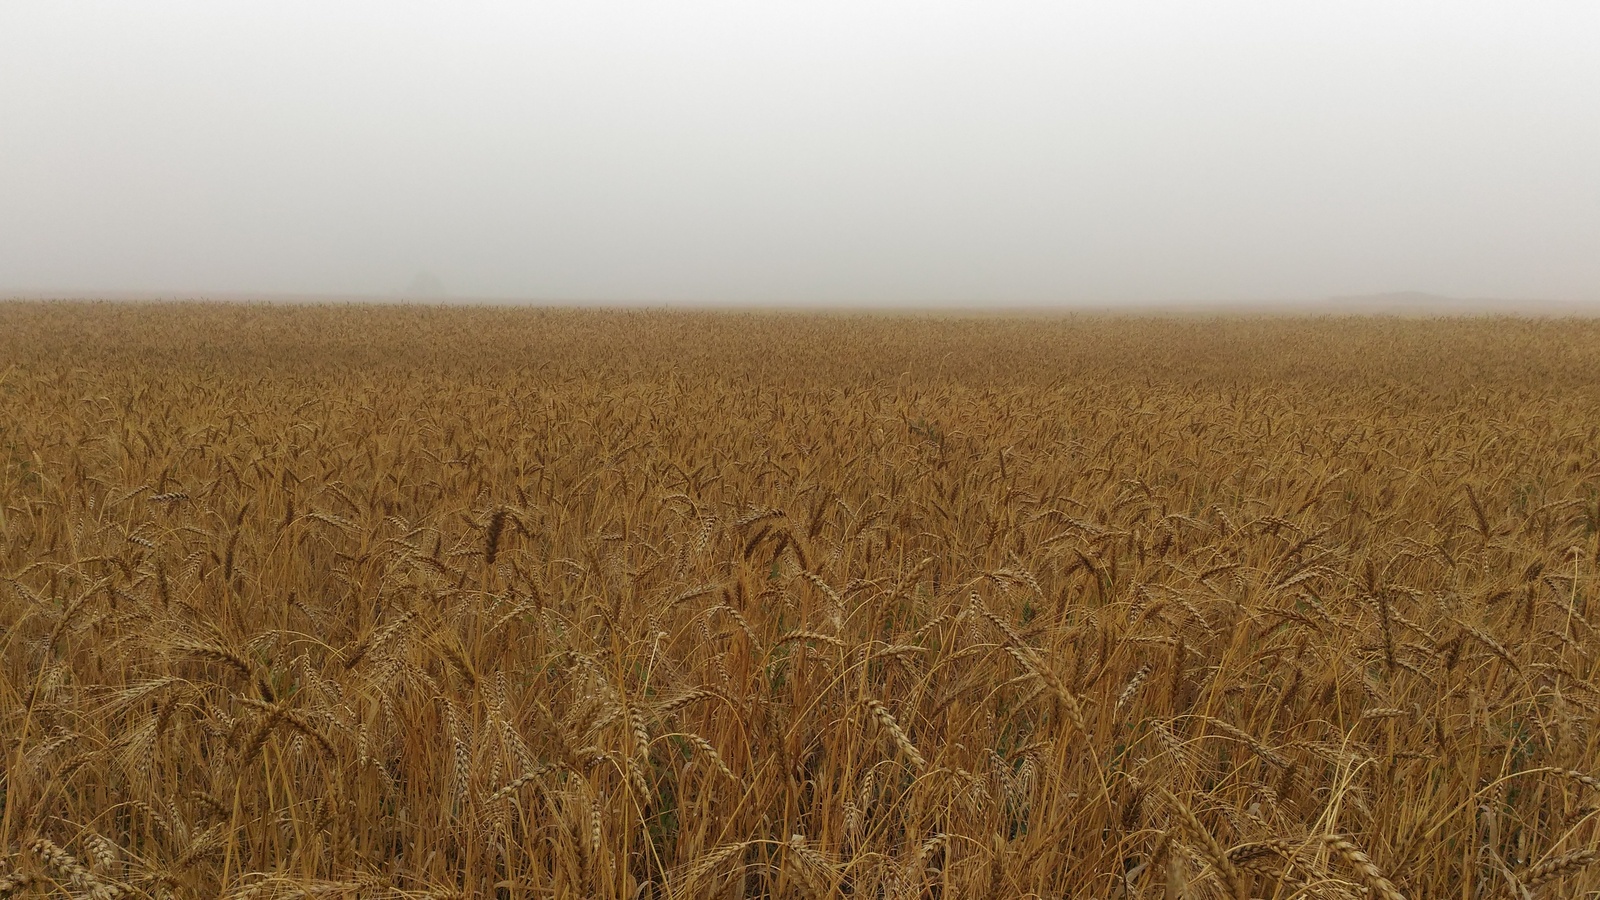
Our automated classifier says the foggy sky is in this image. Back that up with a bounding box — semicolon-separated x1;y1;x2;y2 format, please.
3;3;1598;306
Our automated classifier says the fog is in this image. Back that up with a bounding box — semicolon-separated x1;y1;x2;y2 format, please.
3;3;1598;307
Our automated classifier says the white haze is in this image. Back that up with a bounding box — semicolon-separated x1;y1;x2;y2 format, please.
2;2;1597;307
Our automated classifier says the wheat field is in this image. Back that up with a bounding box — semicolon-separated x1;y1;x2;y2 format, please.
3;302;1600;899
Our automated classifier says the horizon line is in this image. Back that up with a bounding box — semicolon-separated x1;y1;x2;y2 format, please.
5;289;1600;317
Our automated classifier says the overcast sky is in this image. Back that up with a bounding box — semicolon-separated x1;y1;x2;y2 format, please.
2;3;1597;306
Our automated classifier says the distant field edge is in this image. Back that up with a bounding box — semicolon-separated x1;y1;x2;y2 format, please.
2;290;1599;318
